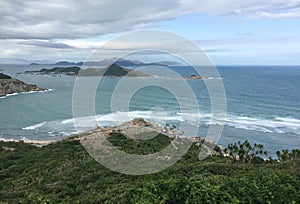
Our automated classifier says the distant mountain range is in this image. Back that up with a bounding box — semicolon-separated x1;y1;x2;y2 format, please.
29;58;185;67
0;58;52;65
0;57;184;67
25;63;150;77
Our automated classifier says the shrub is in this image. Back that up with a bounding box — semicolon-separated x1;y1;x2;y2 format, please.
224;141;268;163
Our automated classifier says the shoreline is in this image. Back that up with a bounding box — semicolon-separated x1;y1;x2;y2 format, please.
0;137;58;146
0;118;222;158
0;89;52;99
0;118;204;144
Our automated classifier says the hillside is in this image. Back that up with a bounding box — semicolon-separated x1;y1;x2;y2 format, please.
0;119;299;203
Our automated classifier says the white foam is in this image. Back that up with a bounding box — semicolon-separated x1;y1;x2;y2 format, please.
0;137;18;142
61;118;74;124
274;117;300;123
20;111;300;137
0;89;52;99
22;122;46;130
94;111;184;123
220;115;300;135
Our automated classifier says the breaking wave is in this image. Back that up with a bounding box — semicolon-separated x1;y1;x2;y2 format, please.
0;89;52;99
22;111;300;137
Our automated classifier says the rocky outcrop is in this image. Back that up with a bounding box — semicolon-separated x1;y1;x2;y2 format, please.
0;73;11;79
0;73;46;97
185;75;209;79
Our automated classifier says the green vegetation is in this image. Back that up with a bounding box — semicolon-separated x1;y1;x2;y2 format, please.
224;140;268;163
276;149;300;161
0;134;299;203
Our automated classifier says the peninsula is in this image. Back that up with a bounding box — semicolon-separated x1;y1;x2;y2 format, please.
0;73;46;97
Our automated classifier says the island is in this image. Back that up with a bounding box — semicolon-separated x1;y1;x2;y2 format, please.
185;74;210;79
25;63;150;77
0;73;46;97
28;58;185;67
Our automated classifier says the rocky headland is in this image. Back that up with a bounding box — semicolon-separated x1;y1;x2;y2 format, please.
0;73;46;97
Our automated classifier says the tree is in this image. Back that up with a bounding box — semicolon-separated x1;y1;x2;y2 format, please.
224;141;268;163
276;149;300;161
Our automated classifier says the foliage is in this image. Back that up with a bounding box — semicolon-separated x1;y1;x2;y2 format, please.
0;136;299;203
224;140;268;163
276;149;300;161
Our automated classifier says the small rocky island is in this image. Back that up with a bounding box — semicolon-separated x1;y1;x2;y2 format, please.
185;75;209;79
0;73;46;97
25;63;150;77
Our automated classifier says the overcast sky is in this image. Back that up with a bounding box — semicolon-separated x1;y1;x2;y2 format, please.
0;0;300;65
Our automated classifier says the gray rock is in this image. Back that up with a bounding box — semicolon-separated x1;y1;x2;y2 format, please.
0;73;46;97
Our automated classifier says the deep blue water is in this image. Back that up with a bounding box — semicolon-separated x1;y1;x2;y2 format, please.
0;64;299;155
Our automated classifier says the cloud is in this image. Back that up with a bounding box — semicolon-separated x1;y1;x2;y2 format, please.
58;39;105;49
180;0;300;18
18;40;73;48
1;0;300;40
0;0;183;40
0;0;299;65
254;8;300;19
196;36;300;46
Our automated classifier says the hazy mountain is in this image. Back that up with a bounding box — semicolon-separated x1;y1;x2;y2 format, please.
25;63;149;77
0;58;30;64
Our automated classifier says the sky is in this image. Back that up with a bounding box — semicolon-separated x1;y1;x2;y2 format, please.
0;0;300;65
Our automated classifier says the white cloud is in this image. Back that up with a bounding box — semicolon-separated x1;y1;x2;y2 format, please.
0;0;183;39
57;39;106;49
1;0;300;40
254;8;300;19
1;0;300;64
180;0;300;18
18;40;73;48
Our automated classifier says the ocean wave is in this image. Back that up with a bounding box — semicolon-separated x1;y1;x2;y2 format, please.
0;89;53;99
222;115;300;135
21;111;300;137
22;122;46;130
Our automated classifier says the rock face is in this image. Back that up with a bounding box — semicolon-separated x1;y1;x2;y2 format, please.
0;73;46;97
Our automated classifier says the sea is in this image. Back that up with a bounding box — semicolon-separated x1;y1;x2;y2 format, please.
0;64;299;155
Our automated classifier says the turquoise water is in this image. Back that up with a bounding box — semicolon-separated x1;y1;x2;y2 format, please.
0;64;299;154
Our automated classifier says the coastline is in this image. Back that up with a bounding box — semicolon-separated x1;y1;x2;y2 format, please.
0;119;299;203
0;73;48;98
0;137;57;146
0;118;218;151
0;89;52;99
